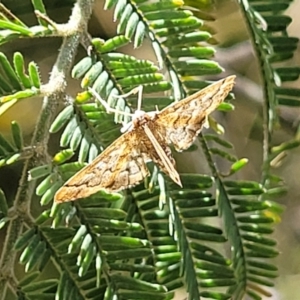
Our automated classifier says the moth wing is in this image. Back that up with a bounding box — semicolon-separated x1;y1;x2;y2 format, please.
54;130;149;202
142;124;181;186
154;76;236;151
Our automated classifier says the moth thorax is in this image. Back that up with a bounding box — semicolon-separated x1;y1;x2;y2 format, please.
133;110;152;126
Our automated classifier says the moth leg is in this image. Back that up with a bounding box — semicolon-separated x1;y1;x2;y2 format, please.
203;115;209;128
89;86;144;113
120;121;134;133
88;87;133;117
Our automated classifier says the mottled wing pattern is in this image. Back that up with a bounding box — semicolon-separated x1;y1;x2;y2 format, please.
140;123;181;187
154;76;236;151
54;131;149;202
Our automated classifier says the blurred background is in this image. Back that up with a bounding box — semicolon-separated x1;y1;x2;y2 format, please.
0;0;300;299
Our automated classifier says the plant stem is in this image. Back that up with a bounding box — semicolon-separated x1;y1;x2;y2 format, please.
238;0;273;186
0;0;94;295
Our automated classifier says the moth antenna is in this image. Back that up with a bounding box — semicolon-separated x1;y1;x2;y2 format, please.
112;86;140;99
105;85;144;111
114;85;143;110
88;87;133;117
136;85;143;111
155;105;159;112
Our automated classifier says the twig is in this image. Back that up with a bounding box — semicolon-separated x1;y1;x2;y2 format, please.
0;0;94;295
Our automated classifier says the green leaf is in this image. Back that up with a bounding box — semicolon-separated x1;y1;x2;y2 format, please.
19;271;40;287
6;153;21;164
20;234;40;264
97;35;130;53
139;1;183;13
117;4;133;34
264;15;292;32
36;173;58;196
0;53;21;90
104;0;119;10
10;120;23;149
82;207;127;219
134;21;146;48
125;12;140;40
50;106;74;133
81;61;103;88
112;274;167;292
68;225;87;253
174;59;223;75
0;20;31;34
169;46;215;59
271;140;300;154
60;115;78;147
78;244;96;276
228;158;249;175
13;51;31;88
70;123;85;151
53;149;75;164
0;88;38;103
150;16;202;30
35;210;51;225
92;71;109;94
28;61;41;88
0;189;8;217
0;133;15;152
25;241;46;272
32;0;48;27
28;164;52;181
164;31;211;47
78;131;91;163
105;248;152;260
71;56;93;79
22;279;58;293
40;181;62;205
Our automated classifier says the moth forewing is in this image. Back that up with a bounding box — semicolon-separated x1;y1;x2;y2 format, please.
54;131;148;202
154;75;236;152
142;124;182;187
173;75;236;114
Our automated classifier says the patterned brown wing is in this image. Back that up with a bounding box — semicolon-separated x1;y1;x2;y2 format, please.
54;130;149;202
141;123;181;187
154;76;236;151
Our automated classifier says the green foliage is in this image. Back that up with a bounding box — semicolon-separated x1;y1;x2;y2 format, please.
0;0;298;300
0;52;41;102
0;120;24;166
239;0;300;183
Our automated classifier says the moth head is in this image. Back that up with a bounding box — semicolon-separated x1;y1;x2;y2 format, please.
120;110;146;132
133;110;158;127
133;109;146;119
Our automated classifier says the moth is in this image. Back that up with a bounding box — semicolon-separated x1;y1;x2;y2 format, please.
54;75;236;202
